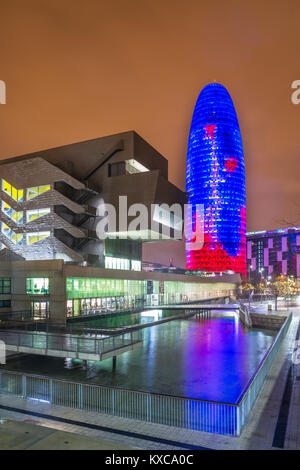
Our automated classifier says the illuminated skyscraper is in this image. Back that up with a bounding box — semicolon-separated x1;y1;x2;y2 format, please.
186;83;246;277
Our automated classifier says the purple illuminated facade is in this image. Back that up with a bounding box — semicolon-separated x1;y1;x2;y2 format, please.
247;227;300;280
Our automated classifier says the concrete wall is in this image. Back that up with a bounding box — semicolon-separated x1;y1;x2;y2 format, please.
0;259;66;324
250;313;286;330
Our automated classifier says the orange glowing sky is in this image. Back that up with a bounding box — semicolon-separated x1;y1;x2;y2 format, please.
0;0;300;267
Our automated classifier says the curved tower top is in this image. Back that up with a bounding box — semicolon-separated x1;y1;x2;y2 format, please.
186;83;246;277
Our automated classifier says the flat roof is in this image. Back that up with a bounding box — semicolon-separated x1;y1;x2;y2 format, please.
247;227;300;237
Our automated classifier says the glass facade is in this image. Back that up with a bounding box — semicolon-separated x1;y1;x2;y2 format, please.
66;277;144;299
104;238;142;262
66;277;145;316
186;83;246;277
67;296;139;317
104;256;142;271
105;256;130;270
65;276;233;317
26;278;49;295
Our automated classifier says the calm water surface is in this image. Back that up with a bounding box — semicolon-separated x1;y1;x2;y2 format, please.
3;311;275;403
72;309;178;328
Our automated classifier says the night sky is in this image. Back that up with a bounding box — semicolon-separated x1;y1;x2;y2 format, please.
1;0;300;267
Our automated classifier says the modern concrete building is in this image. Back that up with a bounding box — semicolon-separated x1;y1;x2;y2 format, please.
0;131;241;323
247;227;300;281
0;131;187;266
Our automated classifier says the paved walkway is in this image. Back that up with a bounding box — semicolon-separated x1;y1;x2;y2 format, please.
0;418;136;450
0;303;299;450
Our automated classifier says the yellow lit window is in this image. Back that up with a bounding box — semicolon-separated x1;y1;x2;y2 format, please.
27;231;50;245
2;223;10;236
2;179;11;195
27;187;39;200
2;201;23;224
1;222;23;245
2;179;23;201
39;185;51;195
26;208;50;223
26;185;51;200
11;233;23;245
12;187;18;201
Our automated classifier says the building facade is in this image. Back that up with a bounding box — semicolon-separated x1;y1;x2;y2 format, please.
0;259;240;323
0;131;187;267
247;227;300;281
186;83;246;277
0;131;241;323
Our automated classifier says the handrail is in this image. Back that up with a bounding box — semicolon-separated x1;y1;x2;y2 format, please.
0;328;142;355
0;313;292;436
0;312;292;406
0;311;35;319
235;311;292;404
0;366;236;406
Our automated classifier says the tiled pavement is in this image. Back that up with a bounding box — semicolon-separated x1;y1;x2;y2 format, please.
0;418;136;450
0;307;300;450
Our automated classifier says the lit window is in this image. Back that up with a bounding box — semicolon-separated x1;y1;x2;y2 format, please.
105;256;130;270
26;278;49;295
27;231;50;245
26;185;51;200
26;208;50;223
125;159;149;174
1;222;23;245
11;232;23;245
2;201;23;224
2;179;23;201
131;260;141;271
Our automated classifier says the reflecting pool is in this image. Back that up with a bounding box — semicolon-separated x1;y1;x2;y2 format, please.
3;311;276;403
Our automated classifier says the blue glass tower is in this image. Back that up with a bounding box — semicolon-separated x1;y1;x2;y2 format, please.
186;83;246;277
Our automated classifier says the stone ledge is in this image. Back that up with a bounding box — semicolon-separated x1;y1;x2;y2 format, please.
250;313;287;330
